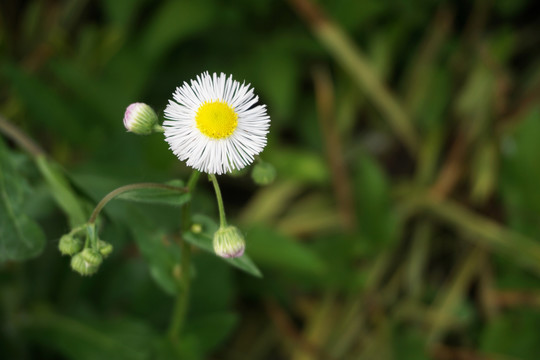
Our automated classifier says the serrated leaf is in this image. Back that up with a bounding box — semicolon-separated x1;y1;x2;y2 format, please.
0;138;45;262
184;214;262;278
117;180;190;207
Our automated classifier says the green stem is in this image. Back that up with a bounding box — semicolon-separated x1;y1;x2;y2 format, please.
86;223;98;251
153;124;165;133
167;171;200;343
88;182;188;224
209;174;227;228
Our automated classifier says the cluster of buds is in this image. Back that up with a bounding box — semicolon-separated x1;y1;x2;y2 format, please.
58;224;113;276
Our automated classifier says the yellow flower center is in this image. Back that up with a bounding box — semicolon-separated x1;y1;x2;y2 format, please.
195;101;238;139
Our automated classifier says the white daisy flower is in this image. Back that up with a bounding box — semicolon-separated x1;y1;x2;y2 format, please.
163;72;270;175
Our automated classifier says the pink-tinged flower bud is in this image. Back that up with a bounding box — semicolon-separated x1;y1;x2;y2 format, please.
123;103;159;135
213;226;245;258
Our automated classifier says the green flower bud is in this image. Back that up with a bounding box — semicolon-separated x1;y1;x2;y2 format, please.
251;161;276;186
71;249;102;276
97;240;113;258
191;223;203;234
81;248;103;267
58;234;83;256
213;226;245;258
123;103;159;135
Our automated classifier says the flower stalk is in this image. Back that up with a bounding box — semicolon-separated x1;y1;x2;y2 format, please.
167;171;200;343
88;182;188;224
209;174;227;228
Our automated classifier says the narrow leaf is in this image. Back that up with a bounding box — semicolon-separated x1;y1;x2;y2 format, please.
117;180;190;207
35;155;87;227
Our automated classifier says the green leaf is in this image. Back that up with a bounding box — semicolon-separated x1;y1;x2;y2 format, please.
354;154;399;254
481;309;540;359
264;147;329;185
392;325;429;360
500;108;540;238
0;138;45;262
139;0;215;63
35;155;87;227
184;312;239;355
2;62;85;143
117;180;190;207
184;214;262;278
127;209;182;295
243;225;326;276
26;307;157;360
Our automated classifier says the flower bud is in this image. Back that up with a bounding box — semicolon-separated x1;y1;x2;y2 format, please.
251;161;276;186
97;240;113;258
58;234;83;256
71;248;103;276
123;102;159;135
191;223;203;234
213;226;245;258
81;248;103;266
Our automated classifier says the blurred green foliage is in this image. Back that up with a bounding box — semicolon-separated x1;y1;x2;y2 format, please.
1;0;540;359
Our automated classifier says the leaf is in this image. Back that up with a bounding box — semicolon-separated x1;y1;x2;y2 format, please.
2;62;85;143
264;147;329;185
392;325;429;360
500;108;540;238
243;225;326;276
139;0;215;63
26;307;157;360
481;309;540;359
117;180;190;207
184;214;262;278
127;209;182;295
184;312;239;355
354;154;399;254
0;138;45;262
35;155;88;227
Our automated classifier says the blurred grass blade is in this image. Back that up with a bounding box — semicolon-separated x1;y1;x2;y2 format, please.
0;138;46;262
287;0;418;154
416;196;540;276
427;247;483;344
